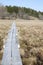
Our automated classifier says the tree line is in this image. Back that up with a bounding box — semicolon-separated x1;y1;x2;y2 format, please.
6;6;43;18
0;5;43;19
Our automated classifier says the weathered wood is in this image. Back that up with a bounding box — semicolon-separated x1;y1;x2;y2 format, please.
2;23;22;65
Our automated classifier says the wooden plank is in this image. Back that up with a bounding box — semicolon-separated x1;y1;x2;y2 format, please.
11;23;22;65
2;33;12;65
2;24;13;65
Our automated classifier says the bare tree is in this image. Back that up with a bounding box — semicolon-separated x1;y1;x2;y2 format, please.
0;4;9;19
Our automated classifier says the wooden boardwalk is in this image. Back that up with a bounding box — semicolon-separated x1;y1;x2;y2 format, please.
1;23;22;65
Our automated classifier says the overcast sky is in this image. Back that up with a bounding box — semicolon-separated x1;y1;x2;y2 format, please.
0;0;43;12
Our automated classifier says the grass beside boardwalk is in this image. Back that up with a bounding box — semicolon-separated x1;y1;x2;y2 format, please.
16;19;43;65
0;19;43;65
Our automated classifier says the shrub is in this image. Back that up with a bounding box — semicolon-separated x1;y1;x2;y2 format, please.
0;36;3;50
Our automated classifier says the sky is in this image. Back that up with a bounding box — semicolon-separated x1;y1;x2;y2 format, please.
0;0;43;12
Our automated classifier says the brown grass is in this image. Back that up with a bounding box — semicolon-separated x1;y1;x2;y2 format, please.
16;19;43;65
0;19;43;65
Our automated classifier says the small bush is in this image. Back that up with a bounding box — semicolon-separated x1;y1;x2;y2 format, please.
0;36;3;50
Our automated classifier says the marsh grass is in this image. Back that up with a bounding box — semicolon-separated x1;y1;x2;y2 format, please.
16;19;43;65
0;19;43;65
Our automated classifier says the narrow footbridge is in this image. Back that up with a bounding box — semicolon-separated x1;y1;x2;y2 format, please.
2;23;22;65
